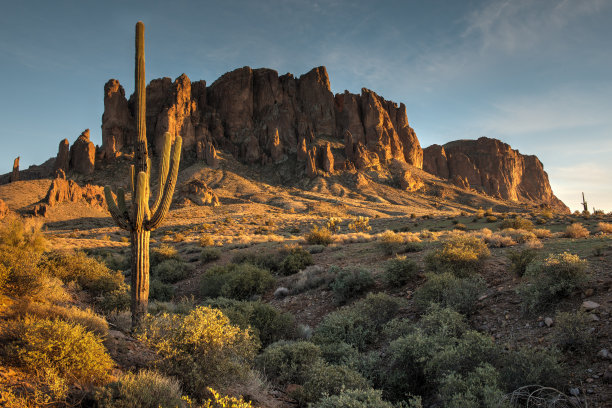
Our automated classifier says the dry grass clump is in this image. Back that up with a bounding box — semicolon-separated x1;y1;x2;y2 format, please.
305;226;333;246
533;228;553;239
564;223;589;238
596;222;612;234
499;228;538;244
199;234;215;247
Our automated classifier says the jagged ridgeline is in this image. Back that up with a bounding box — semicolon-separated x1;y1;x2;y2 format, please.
101;66;567;211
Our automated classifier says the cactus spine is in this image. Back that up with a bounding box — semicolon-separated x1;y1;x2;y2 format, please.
104;21;182;328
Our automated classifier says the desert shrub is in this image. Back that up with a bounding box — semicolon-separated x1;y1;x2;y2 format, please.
348;216;372;233
200;247;221;264
438;363;507;408
330;267;375;304
152;259;193;283
149;279;175;301
506;248;537;277
310;388;396;408
279;246;313;275
425;236;489;277
151;244;179;265
597;222;612;234
289;265;334;294
231;251;281;272
533;228;553;239
319;342;360;369
97;370;185;408
552;310;593;352
313;293;405;351
199;263;275;300
142;306;258;399
413;273;485;315
201;388;253;408
453;223;467;231
97;286;130;313
199;234;215;247
486;216;497;223
255;340;322;385
474;208;485;219
519;252;589;312
500;216;534;231
43;251;125;297
96;251;130;272
205;298;295;346
498;346;565;392
306;226;333;246
296;362;370;405
3;316;113;400
17;302;109;336
564;222;589;238
379;230;404;255
0;216;46;253
307;244;326;254
384;256;418;286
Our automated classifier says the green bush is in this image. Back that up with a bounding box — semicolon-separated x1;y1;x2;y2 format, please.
384;256;418;286
498;346;565;392
552;311;593;352
97;370;185;408
519;252;589;312
310;388;396;408
306;226;333;246
255;340;322;385
200;247;222;263
199;263;275;300
152;259;193;283
205;298;295;346
231;251;281;272
279;246;313;275
424;236;489;277
151;244;179;266
506;248;536;277
296;362;370;405
500;216;534;231
43;251;125;297
4;316;113;400
330;267;375;304
413;273;485;315
319;342;360;369
150;279;175;301
438;364;508;408
142;306;258;399
97;286;130;313
313;293;406;351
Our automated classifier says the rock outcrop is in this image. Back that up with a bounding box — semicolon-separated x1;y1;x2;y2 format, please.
54;139;70;175
10;157;19;182
69;129;96;175
100;66;424;176
423;137;568;211
179;179;220;206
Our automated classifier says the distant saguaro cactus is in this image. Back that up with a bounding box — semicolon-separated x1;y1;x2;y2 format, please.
104;21;182;328
581;192;588;213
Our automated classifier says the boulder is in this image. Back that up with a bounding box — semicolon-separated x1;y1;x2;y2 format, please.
180;179;220;206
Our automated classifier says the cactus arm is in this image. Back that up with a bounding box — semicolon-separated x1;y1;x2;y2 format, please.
104;186;129;230
146;136;182;231
150;132;172;214
117;187;128;217
130;164;135;196
133;172;148;230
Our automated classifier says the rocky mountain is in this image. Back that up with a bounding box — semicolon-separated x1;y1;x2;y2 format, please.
100;66;423;174
423;137;568;211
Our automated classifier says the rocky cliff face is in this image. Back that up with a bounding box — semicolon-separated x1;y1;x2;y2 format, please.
100;66;423;174
423;137;568;211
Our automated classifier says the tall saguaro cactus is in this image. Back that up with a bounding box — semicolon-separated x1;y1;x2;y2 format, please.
104;21;182;328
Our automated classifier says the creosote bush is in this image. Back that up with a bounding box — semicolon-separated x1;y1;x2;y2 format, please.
96;370;185;408
425;236;489;277
141;306;258;400
552;310;593;352
384;255;418;286
564;222;589;238
506;248;537;277
255;340;322;385
519;252;589;312
204;298;295;347
200;263;275;300
200;247;222;263
305;226;333;246
296;362;370;405
152;258;193;283
279;245;313;275
329;267;375;304
500;216;534;231
151;244;180;266
413;273;485;315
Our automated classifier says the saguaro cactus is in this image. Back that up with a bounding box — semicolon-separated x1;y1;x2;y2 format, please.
104;21;182;328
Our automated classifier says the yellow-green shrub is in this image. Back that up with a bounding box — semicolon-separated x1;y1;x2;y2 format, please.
425;236;489;277
96;370;185;408
3;316;113;400
142;306;258;399
306;226;333;246
564;222;589;238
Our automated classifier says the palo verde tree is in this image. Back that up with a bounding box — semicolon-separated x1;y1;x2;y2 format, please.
104;21;182;328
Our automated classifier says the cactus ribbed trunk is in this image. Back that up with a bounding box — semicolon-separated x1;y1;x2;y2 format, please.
104;21;182;330
131;229;150;327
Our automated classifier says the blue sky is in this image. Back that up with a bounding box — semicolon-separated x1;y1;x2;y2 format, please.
1;0;610;211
